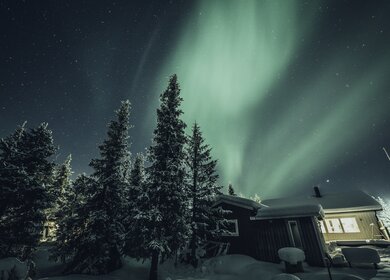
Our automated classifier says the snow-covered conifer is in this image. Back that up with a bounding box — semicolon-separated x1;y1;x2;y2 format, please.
133;75;188;280
186;122;223;267
49;155;73;220
61;100;132;274
228;184;236;196
51;174;93;264
124;153;145;257
0;123;56;256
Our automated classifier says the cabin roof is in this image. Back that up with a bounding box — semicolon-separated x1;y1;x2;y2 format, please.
213;194;265;210
262;190;381;214
253;203;325;220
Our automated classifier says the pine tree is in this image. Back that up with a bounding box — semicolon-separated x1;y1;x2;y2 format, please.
129;154;145;190
51;174;94;265
50;155;73;220
134;75;188;280
123;153;145;257
186;122;222;267
228;184;236;196
0;123;56;256
62;100;132;274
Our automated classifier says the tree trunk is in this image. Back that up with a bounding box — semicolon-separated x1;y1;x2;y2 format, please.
149;251;159;280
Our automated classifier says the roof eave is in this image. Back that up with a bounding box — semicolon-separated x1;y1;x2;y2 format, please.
250;213;323;220
213;199;256;210
324;205;383;214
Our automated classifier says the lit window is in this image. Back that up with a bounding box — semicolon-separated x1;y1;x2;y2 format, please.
325;219;343;233
319;220;327;233
340;217;360;233
218;219;239;236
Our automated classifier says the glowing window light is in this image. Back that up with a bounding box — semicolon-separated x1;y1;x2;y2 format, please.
325;219;343;233
340;217;360;233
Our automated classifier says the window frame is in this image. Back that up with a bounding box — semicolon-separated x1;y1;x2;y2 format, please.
319;220;327;233
287;220;303;248
325;218;344;233
339;217;360;233
218;219;239;237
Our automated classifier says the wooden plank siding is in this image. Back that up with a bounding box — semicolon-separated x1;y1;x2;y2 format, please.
213;203;326;267
299;217;326;266
251;219;290;263
322;211;383;241
250;217;326;266
215;202;256;256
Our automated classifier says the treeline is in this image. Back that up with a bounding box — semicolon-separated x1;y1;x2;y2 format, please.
0;75;228;280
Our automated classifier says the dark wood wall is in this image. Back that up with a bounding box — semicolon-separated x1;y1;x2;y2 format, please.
215;202;256;256
251;219;290;263
251;217;325;266
299;217;326;266
213;203;326;267
322;211;383;241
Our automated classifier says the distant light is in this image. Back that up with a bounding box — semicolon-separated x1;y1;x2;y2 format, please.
326;179;330;183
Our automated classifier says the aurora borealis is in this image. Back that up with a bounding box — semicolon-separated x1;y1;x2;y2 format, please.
1;0;390;198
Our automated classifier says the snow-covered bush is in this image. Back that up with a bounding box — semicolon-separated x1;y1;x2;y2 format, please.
278;247;305;264
250;194;262;203
374;196;390;229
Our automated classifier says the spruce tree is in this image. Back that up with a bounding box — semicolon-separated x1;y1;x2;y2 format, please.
134;75;188;280
63;100;132;274
50;155;73;221
129;154;145;190
123;153;145;257
186;123;222;267
51;174;94;265
0;123;56;256
228;184;236;196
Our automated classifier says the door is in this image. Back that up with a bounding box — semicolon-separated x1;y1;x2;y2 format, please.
288;220;303;248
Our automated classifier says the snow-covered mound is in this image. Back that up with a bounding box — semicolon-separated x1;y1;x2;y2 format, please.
271;273;301;280
278;248;305;264
341;247;380;266
205;254;259;275
0;257;28;280
203;254;282;280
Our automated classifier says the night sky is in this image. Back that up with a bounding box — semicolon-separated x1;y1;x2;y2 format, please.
1;0;390;199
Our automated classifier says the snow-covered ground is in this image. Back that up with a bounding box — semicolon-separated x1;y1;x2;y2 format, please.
20;246;390;280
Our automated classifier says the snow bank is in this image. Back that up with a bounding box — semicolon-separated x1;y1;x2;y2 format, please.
203;254;283;280
0;257;28;280
33;246;390;280
271;273;301;280
203;254;259;275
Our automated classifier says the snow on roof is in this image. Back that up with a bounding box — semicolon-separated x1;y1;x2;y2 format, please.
253;203;324;220
213;194;265;210
262;190;381;214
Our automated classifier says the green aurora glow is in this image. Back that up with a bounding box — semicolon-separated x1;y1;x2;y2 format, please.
150;0;389;197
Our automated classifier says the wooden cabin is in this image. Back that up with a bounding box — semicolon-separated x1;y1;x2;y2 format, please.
213;189;389;267
262;187;390;244
213;195;327;266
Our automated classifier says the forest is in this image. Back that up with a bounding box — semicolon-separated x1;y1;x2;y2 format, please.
0;75;230;280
